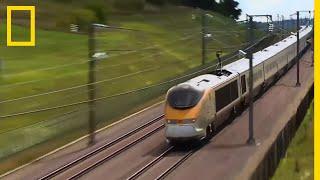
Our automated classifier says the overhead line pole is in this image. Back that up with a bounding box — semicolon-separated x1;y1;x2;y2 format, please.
282;15;285;38
88;24;97;145
244;14;272;145
311;12;314;67
290;10;313;86
0;34;274;120
86;23;148;145
246;15;255;145
276;14;279;33
296;11;301;87
201;11;208;65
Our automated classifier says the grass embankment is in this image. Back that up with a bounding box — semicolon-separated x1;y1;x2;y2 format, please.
0;5;253;174
272;101;314;180
0;12;246;133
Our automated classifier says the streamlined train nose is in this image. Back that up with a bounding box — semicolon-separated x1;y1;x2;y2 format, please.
165;124;205;140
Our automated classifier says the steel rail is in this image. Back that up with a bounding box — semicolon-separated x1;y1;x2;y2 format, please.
156;149;195;180
126;146;175;180
66;123;165;180
39;115;164;180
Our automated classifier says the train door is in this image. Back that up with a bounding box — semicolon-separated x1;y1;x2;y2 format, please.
208;90;216;124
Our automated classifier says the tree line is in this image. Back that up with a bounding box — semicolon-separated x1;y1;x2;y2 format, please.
148;0;242;20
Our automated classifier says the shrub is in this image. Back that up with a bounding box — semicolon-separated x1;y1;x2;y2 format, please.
55;8;97;31
72;9;97;29
86;1;109;23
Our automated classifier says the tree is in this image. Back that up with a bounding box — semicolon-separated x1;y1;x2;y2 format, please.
178;0;218;11
167;0;241;20
217;0;242;20
86;2;108;23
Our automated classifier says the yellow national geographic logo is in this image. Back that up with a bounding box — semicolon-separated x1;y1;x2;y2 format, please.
7;6;36;47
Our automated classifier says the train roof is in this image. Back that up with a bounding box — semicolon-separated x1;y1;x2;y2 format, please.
182;71;238;90
224;26;313;74
173;26;312;91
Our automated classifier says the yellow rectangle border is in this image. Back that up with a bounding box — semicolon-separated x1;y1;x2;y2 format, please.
315;0;319;178
7;6;36;47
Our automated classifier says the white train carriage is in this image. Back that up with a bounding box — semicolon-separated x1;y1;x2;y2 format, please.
164;26;313;143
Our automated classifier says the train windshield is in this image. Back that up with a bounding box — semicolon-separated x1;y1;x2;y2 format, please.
167;85;204;109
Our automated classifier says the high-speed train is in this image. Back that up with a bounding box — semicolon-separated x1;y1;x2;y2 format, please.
164;26;313;143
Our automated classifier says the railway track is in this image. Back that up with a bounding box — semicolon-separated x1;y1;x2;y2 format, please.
39;115;165;180
156;149;195;180
126;146;197;180
126;146;175;180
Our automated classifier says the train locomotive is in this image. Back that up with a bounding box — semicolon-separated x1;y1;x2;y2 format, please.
164;26;313;143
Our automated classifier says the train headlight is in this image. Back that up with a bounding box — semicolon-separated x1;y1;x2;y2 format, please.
182;119;196;124
166;120;176;124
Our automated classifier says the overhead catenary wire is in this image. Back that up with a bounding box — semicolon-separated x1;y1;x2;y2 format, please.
1;54;201;115
100;38;201;66
1;52;162;89
206;29;248;33
0;47;257;119
0;33;259;106
2;28;241;77
0;38;201;105
38;46;200;109
93;23;206;36
2;33;198;79
95;33;197;58
0;67;159;104
47;52;206;103
0;36;229;106
0;31;271;119
0;51;201;112
15;43;203;112
1;35;199;89
0;25;265;107
207;42;250;50
0;107;88;135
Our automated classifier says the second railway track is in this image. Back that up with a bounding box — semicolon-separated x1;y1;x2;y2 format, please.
126;145;197;180
39;115;165;180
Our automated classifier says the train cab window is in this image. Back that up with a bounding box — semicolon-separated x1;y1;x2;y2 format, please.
167;85;204;109
241;75;246;94
215;80;239;112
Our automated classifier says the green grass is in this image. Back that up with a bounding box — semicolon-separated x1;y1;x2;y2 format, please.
0;11;247;130
0;6;255;173
272;101;314;180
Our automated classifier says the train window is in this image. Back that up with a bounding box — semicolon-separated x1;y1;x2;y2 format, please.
215;80;239;112
167;85;204;109
229;81;238;102
241;75;246;94
253;70;263;82
215;85;230;112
